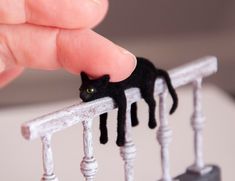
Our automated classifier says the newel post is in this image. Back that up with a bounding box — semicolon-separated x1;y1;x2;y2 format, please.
80;119;98;181
41;134;58;181
120;104;137;181
157;88;173;181
187;78;212;175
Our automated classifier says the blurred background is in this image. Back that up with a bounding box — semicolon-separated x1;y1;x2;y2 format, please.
0;0;235;107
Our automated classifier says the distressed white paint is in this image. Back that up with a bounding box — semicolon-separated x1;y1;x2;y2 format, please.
157;89;173;181
41;135;58;181
80;119;98;181
187;78;212;175
120;105;137;181
21;56;218;181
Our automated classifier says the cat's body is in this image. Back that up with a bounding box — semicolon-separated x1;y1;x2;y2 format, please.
80;57;178;146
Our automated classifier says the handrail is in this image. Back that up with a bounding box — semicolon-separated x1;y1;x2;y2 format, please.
21;56;218;181
21;56;217;141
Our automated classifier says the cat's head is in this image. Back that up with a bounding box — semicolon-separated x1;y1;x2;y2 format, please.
79;72;110;102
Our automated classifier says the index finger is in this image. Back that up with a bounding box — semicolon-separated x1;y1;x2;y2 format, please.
0;0;108;29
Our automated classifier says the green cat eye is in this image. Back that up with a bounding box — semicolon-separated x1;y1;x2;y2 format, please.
86;88;95;94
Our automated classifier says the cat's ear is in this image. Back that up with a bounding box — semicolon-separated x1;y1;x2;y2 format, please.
80;72;89;82
100;74;110;85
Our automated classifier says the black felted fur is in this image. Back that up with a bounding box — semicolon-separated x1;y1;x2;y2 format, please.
79;57;178;146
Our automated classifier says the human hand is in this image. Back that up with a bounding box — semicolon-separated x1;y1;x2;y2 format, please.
0;0;136;87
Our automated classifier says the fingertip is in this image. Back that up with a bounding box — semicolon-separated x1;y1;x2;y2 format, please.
89;0;109;28
0;0;26;24
0;0;109;29
25;0;109;29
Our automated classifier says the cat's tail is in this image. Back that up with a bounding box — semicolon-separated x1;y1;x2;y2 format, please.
157;69;178;114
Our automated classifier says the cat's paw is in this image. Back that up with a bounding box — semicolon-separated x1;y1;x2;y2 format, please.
131;119;139;127
148;119;157;129
116;137;125;147
100;136;108;144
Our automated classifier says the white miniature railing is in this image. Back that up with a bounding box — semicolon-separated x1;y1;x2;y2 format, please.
21;56;218;181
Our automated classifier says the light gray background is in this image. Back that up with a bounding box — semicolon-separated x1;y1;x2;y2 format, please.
96;0;235;37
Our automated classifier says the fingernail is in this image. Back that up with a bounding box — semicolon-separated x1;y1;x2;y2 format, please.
91;0;101;4
117;46;137;70
0;57;6;73
123;50;137;70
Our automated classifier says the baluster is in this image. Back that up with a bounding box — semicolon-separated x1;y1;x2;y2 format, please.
157;89;173;181
187;78;212;175
80;119;98;181
120;104;137;181
41;134;58;181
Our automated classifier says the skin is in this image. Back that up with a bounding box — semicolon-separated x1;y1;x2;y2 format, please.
0;0;136;87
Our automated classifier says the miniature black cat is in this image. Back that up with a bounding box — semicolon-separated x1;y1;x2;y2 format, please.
79;57;178;146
